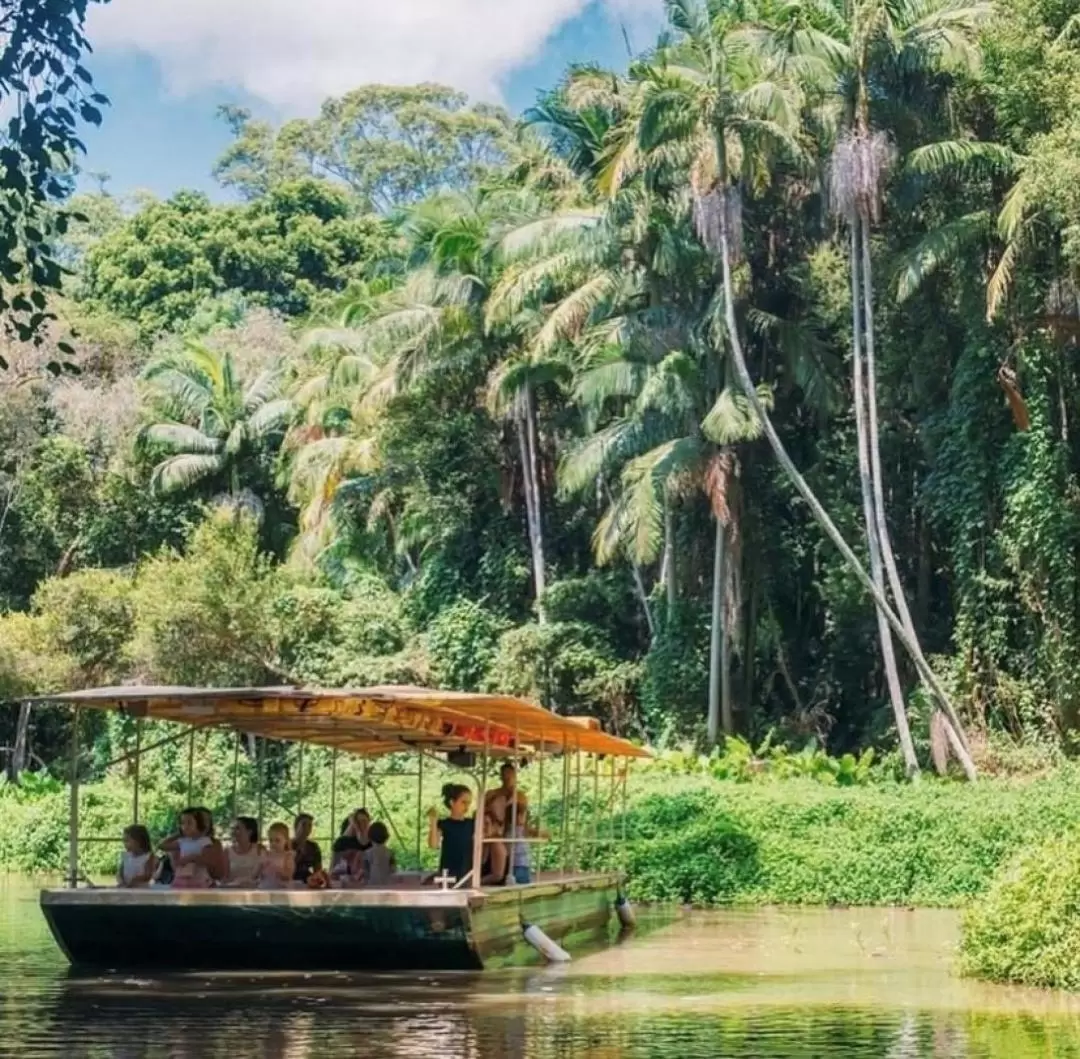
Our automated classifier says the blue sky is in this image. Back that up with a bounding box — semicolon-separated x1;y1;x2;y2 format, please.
79;0;664;200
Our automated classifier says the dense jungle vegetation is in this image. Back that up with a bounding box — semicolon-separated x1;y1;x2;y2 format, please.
5;0;1080;791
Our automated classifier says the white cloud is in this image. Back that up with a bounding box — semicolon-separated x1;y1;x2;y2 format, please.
89;0;664;114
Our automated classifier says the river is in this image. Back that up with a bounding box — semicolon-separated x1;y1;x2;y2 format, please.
4;877;1080;1059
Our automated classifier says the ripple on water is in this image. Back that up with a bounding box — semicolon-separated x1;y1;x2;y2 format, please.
5;880;1080;1059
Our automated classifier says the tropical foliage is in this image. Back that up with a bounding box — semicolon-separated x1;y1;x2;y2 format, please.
6;0;1080;790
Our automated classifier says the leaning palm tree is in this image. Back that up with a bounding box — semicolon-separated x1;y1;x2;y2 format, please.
620;0;972;772
141;340;291;508
812;0;989;777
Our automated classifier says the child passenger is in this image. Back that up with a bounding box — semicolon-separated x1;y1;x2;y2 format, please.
362;822;396;887
261;822;295;888
159;808;212;889
427;784;474;885
117;824;156;888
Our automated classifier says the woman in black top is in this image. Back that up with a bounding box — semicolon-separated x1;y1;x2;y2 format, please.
427;784;475;884
291;812;322;882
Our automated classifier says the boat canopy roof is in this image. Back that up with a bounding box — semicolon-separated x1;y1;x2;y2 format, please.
36;685;651;760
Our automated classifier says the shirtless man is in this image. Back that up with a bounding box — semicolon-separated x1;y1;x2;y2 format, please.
484;762;527;835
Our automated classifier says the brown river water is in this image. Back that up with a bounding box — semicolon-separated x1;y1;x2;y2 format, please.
3;876;1080;1059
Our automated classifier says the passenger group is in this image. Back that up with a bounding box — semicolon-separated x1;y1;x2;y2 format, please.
117;761;541;890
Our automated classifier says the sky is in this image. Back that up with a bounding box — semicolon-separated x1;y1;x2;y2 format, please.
78;0;666;200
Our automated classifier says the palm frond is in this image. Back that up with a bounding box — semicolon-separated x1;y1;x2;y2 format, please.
893;211;990;301
532;270;620;355
701;386;769;444
496;210;601;261
905;140;1021;179
150;454;225;495
559;419;642;497
141;423;222;455
246;398;293;437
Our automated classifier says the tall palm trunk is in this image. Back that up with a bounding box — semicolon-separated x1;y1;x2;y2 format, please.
851;222;919;776
516;400;546;623
662;501;677;616
710;166;973;773
707;514;728;744
859;216;976;777
518;383;547;621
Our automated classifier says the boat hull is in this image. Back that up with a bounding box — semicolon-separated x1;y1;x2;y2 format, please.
40;873;620;971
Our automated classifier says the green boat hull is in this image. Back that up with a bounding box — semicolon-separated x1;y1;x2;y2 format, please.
40;873;621;971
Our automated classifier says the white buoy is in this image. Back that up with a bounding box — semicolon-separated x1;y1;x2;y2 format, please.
615;894;636;929
522;922;571;962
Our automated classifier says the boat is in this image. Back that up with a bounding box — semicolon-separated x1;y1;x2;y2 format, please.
32;684;649;971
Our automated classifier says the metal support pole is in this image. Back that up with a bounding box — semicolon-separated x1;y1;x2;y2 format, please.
591;755;600;864
559;738;570;878
361;756;368;810
415;749;424;867
509;723;519;880
185;729;195;805
573;747;583;874
537;734;545;873
132;717;143;824
256;737;265;835
471;725;491;887
329;749;339;841
608;756;617;849
297;742;304;815
230;730;240;820
68;708;80;889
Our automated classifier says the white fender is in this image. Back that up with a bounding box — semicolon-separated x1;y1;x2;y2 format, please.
522;922;571;962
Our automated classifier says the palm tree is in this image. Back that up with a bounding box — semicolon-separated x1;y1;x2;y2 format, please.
621;0;972;768
141;340;291;508
808;0;989;776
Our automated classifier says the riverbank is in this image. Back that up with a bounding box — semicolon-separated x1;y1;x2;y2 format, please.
5;758;1079;909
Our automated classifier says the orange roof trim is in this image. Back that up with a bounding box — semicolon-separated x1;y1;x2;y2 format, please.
37;685;651;760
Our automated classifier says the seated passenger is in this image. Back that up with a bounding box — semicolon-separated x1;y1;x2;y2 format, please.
427;784;474;885
330;809;370;882
510;808;545;885
159;808;212;889
362;822;396;887
261;822;295;888
117;824;156;888
291;813;322;884
194;806;228;884
481;811;508;886
225;816;263;887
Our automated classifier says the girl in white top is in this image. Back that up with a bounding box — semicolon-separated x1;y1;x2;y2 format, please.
117;824;157;888
159;808;213;889
225;816;264;887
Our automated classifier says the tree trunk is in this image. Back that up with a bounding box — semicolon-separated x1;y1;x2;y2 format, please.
517;392;547;622
522;384;548;620
852;222;919;777
713;181;974;776
662;501;677;616
859;222;975;776
630;559;656;641
707;516;728;744
9;702;31;780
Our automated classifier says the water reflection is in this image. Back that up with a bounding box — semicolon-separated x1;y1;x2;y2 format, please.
7;878;1080;1059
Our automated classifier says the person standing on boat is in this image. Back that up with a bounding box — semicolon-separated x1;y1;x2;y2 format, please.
291;813;322;883
484;762;528;834
428;784;474;884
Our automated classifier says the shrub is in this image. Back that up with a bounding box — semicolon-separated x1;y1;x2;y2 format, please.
959;832;1080;989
